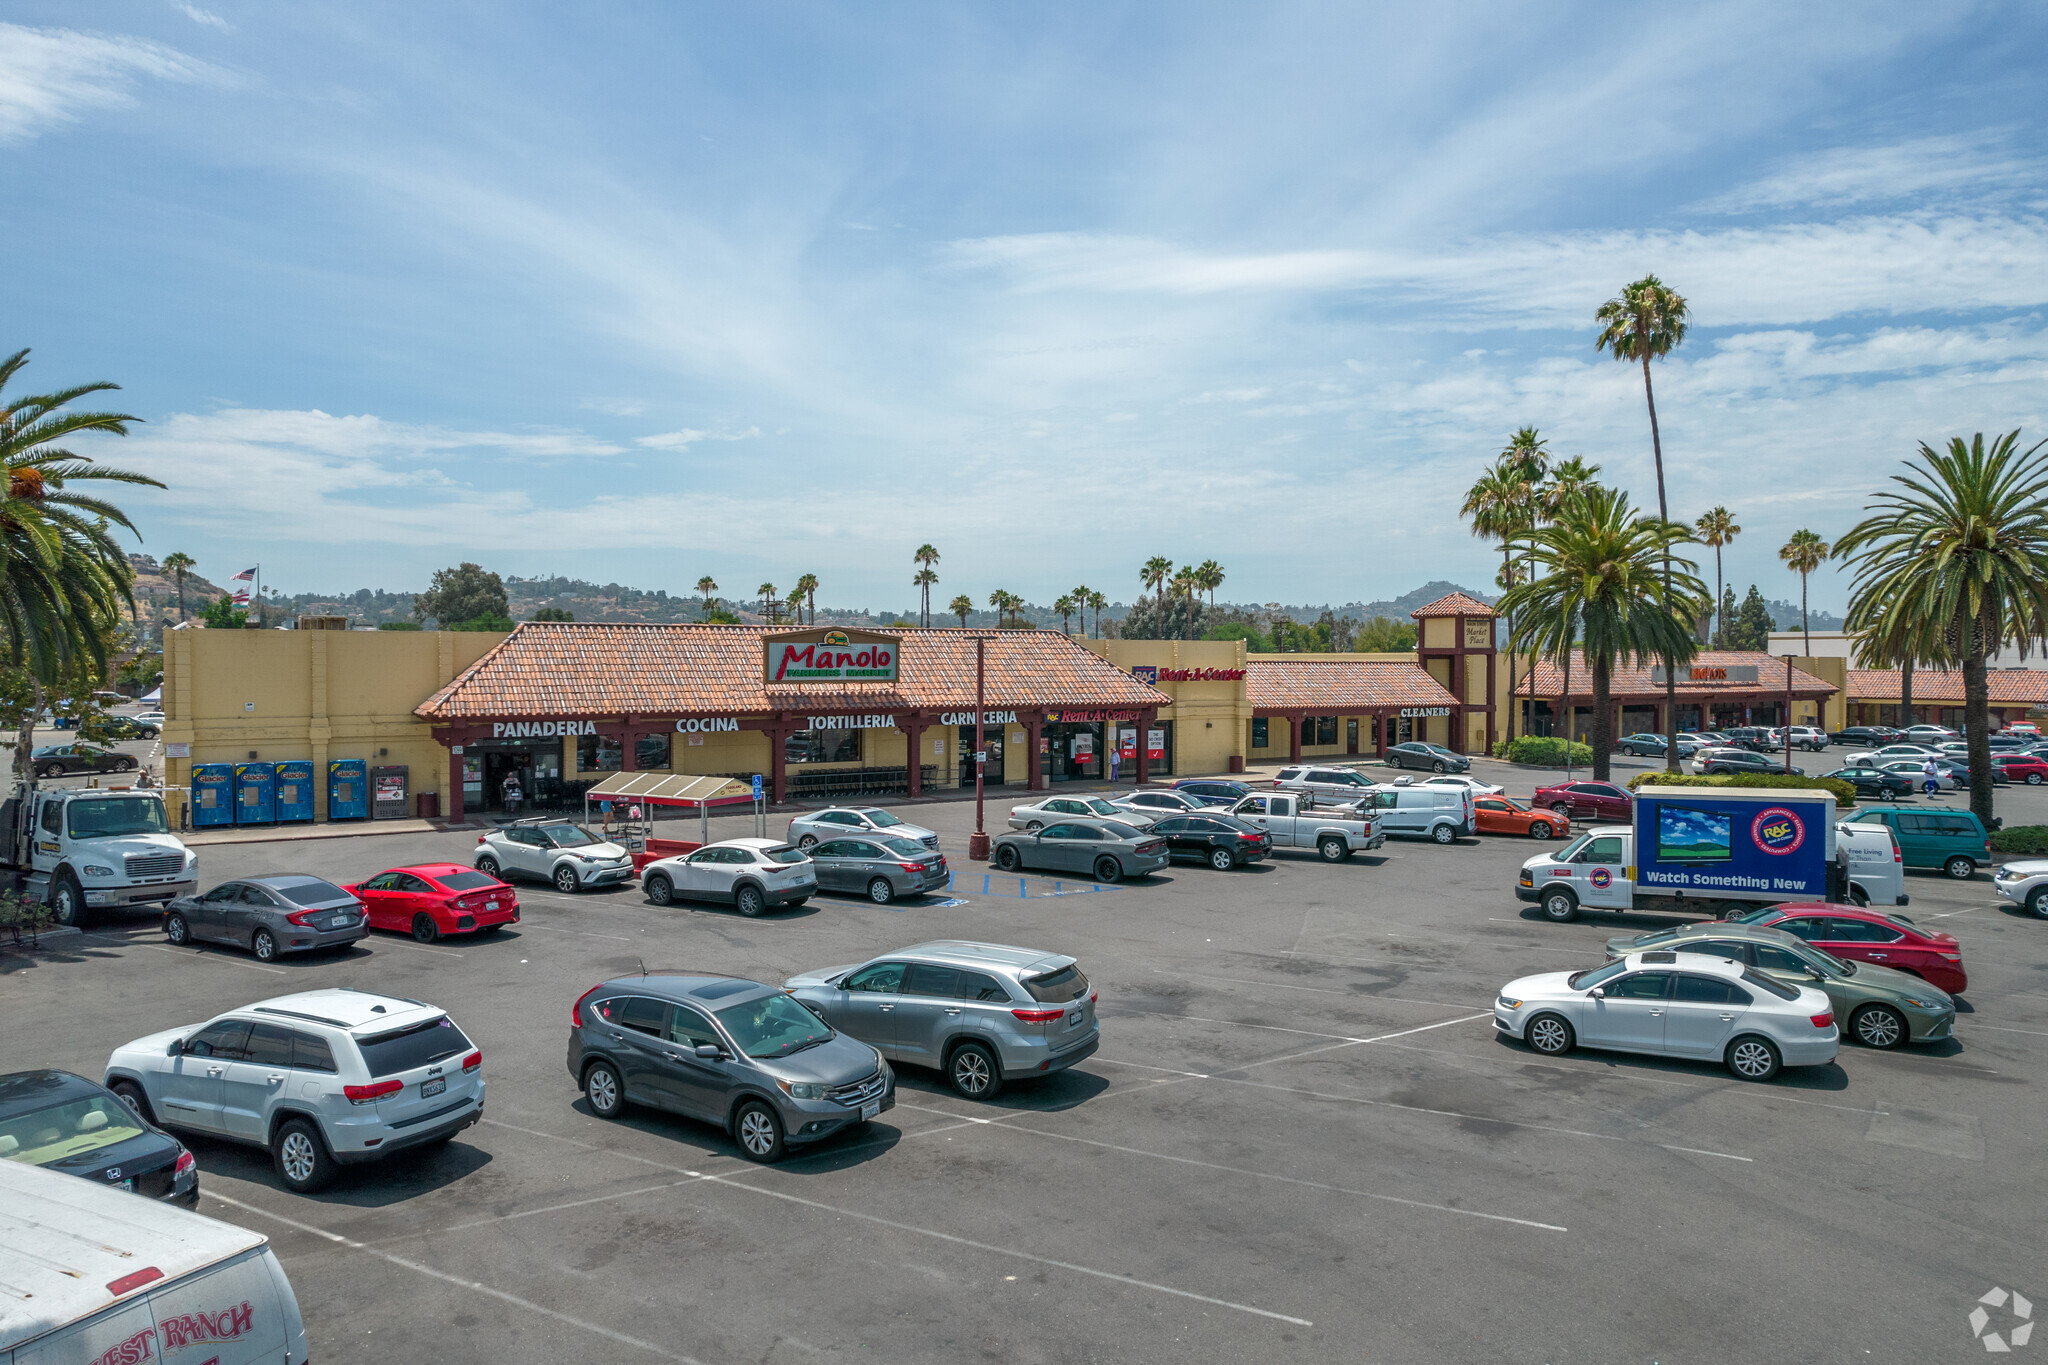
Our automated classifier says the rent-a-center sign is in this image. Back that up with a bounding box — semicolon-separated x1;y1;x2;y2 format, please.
764;627;900;683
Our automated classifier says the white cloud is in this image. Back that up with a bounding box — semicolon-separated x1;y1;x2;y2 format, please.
0;22;218;142
168;3;232;32
634;426;761;451
1701;134;2042;213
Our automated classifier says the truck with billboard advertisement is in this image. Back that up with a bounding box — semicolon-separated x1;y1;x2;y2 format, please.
0;782;198;927
1515;785;1835;922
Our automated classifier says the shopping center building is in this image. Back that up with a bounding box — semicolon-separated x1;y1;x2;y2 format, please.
1515;649;1841;736
159;592;1515;826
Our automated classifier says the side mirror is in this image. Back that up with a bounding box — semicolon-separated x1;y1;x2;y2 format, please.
694;1044;725;1060
1589;987;1606;1000
167;1038;184;1056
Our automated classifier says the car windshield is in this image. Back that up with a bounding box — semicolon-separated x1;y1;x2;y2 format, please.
269;878;353;906
761;845;808;864
65;795;169;838
715;993;834;1058
1555;834;1592;861
879;837;928;858
1567;960;1629;990
544;824;604;848
860;810;904;828
0;1093;146;1166
1082;798;1121;815
356;1016;473;1078
1494;797;1531;812
436;870;502;891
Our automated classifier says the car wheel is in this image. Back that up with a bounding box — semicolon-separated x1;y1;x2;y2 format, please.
49;873;86;928
1851;1004;1908;1050
995;844;1021;871
1540;888;1578;922
1025;820;1043;832
110;1080;155;1125
1943;856;1975;880
2029;773;2042;785
867;877;895;904
1525;1013;1574;1056
273;1118;335;1192
1209;847;1237;871
165;912;190;945
1094;856;1123;883
412;913;440;944
1726;1035;1781;1082
554;864;584;894
1317;837;1346;863
1529;820;1553;839
1849;884;1870;908
1431;823;1455;844
476;854;501;878
1433;761;1447;774
734;1100;786;1162
2027;887;2048;919
252;928;277;961
948;1041;1003;1100
37;763;62;779
735;884;766;917
584;1061;624;1118
797;834;818;849
645;873;674;906
114;756;136;772
1550;803;1572;817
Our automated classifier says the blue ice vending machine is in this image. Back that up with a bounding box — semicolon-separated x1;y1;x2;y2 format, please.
273;760;314;822
328;758;368;821
191;763;234;828
234;762;275;825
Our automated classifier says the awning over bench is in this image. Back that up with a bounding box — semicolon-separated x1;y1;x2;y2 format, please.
582;772;754;808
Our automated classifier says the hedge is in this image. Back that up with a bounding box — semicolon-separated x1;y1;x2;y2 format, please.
1492;735;1594;767
1989;825;2048;855
1624;770;1857;810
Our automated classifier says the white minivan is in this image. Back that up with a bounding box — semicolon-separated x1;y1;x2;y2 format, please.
0;1158;308;1363
1362;784;1475;843
1836;820;1908;908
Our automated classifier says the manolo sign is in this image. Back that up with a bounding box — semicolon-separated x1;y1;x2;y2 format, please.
764;627;900;683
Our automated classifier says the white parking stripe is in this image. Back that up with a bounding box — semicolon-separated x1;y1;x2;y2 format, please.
137;943;286;974
372;938;464;958
204;1191;714;1363
506;922;635;942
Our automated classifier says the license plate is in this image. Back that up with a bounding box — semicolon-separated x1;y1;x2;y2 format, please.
421;1077;446;1097
859;1101;879;1121
485;901;498;911
1067;1011;1084;1029
117;1178;134;1192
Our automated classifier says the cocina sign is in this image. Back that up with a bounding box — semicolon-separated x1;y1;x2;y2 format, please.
763;627;900;683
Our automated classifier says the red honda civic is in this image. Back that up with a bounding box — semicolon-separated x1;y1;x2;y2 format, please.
345;863;520;943
1736;903;1967;995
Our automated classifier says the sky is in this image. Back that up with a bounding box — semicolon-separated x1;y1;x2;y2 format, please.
4;2;2045;615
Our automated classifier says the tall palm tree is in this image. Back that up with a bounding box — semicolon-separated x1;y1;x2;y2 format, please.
948;593;974;628
784;584;806;626
1463;458;1529;742
1694;508;1740;646
792;572;819;626
695;575;718;617
1835;430;2048;825
1053;594;1076;634
1496;485;1705;782
1196;560;1224;615
1541;457;1602;517
756;582;777;621
1141;556;1173;628
1068;585;1091;636
1777;530;1829;654
913;544;940;626
162;551;195;621
1087;589;1107;640
988;589;1012;628
1171;566;1199;641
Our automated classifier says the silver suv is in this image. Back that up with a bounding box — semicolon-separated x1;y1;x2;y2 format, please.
102;989;484;1193
1272;764;1378;804
785;941;1098;1100
474;819;633;894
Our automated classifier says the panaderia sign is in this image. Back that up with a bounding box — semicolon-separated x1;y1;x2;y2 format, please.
764;627;900;683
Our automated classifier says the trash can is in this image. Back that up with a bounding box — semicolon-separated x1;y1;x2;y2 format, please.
416;791;439;820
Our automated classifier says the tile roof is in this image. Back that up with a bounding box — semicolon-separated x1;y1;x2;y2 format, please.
1846;669;2048;704
1245;659;1460;711
1517;650;1836;698
415;623;1173;722
1410;591;1495;619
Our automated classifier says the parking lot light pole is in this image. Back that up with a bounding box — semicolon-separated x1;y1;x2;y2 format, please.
969;636;990;862
1783;655;1795;776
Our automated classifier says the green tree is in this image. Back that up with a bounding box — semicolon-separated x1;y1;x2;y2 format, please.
161;551;196;621
1694;508;1740;646
377;620;422;631
1719;585;1739;648
1195;560;1224;614
1354;616;1418;652
1053;593;1076;634
200;593;247;629
694;575;718;617
794;572;819;626
948;593;974;628
1496;485;1705;781
1835;430;2048;825
913;544;939;626
530;606;574;622
756;582;777;622
1463;443;1544;741
414;563;509;628
1172;566;1200;642
1068;584;1092;636
1729;585;1774;651
1140;556;1173;624
1778;529;1830;654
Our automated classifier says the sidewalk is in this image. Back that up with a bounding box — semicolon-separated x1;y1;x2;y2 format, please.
182;818;452;847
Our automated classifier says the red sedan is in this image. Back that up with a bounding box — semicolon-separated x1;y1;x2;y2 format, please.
1740;903;1967;995
346;863;520;943
1531;779;1633;823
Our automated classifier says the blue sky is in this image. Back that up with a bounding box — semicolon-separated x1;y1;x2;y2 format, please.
4;3;2045;614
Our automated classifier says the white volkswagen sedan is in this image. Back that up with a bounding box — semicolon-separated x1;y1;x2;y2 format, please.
1008;794;1156;831
638;837;816;917
1494;951;1838;1081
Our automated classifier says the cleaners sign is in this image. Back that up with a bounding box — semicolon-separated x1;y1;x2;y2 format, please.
764;627;900;683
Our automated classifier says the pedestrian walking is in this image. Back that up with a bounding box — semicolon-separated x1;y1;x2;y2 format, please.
1921;758;1940;796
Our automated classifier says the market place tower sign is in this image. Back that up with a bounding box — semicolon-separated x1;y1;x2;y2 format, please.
764;627;901;684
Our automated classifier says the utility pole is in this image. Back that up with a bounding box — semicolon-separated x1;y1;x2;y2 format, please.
1783;655;1795;775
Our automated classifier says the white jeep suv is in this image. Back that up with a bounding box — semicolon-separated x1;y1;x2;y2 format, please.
474;819;633;894
102;989;484;1193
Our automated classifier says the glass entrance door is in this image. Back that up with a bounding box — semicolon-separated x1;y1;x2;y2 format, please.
959;725;1003;785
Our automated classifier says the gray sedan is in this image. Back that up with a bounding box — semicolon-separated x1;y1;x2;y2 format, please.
163;876;368;962
989;819;1168;882
808;835;951;904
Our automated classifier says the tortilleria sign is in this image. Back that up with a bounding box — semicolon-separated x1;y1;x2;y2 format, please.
764;627;900;683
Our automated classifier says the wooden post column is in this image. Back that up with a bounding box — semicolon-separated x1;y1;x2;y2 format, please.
1288;711;1304;762
770;722;790;804
1025;716;1044;791
1135;709;1155;787
903;717;927;798
447;744;465;825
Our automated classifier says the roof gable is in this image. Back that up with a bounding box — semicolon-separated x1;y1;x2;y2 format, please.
1411;592;1495;619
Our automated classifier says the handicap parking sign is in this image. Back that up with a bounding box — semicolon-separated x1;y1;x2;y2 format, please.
751;774;764;800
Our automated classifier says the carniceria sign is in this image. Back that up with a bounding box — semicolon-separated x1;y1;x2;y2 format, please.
941;710;1017;725
764;627;900;683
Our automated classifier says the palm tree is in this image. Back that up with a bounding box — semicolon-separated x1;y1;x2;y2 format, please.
913;544;939;626
1541;457;1602;518
756;582;776;621
1777;530;1829;654
1835;430;2048;825
948;593;975;628
794;572;820;626
988;589;1012;628
1172;566;1199;641
695;575;718;617
1463;456;1540;744
162;551;195;621
784;584;806;626
1069;585;1092;636
1196;560;1224;615
1087;589;1107;639
1694;508;1740;646
1496;485;1705;782
1141;556;1173;625
1053;594;1076;634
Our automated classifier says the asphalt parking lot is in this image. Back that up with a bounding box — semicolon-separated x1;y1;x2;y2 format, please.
5;767;2046;1363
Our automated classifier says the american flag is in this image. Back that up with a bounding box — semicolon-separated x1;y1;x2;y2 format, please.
231;567;258;581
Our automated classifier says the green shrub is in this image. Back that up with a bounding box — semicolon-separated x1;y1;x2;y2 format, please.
0;890;56;949
1989;825;2048;854
1624;770;1857;810
1497;735;1593;767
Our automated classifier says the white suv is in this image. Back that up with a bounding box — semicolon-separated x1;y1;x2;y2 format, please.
102;989;484;1193
474;819;633;893
1993;859;2048;918
639;837;817;916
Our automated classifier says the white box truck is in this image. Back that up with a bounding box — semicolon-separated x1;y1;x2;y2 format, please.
0;1158;307;1363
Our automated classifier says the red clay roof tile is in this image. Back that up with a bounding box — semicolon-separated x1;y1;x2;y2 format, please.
1410;592;1495;618
1847;668;2048;704
1244;660;1459;711
1517;650;1835;698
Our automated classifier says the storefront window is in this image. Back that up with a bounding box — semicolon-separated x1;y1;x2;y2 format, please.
1314;716;1338;745
1252;718;1269;748
636;733;671;770
577;734;623;772
787;729;861;764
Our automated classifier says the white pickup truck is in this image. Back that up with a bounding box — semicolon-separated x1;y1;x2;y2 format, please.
1229;793;1385;861
0;782;197;927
